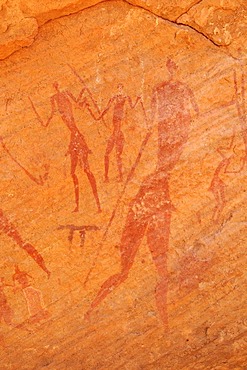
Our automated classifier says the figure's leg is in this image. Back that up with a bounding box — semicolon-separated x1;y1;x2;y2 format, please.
213;183;226;222
3;304;14;326
83;157;101;213
104;135;115;182
85;204;148;319
146;211;171;327
0;210;50;276
116;131;124;182
70;154;79;212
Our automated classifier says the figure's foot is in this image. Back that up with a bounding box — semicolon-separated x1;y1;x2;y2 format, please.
97;206;102;213
104;177;109;183
73;206;79;213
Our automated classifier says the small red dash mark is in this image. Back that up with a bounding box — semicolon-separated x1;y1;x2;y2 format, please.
85;58;199;327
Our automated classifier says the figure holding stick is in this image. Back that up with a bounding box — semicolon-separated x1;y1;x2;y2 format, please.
85;59;199;326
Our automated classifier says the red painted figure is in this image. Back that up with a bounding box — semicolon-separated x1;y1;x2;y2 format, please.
0;210;50;276
88;84;141;182
85;59;199;326
0;137;50;276
209;132;242;222
30;82;101;213
0;277;14;326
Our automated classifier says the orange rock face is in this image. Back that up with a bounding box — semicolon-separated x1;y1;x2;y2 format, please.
0;1;246;369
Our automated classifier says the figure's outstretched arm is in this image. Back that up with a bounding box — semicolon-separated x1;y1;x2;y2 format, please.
0;137;49;186
79;97;99;121
224;156;244;173
87;97;113;121
217;132;235;154
29;96;56;127
66;88;87;104
99;98;113;119
127;96;141;109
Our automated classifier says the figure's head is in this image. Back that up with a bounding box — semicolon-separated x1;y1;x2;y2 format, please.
53;82;59;91
117;83;124;94
166;58;178;76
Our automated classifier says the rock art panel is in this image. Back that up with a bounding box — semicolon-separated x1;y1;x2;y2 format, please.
0;0;246;369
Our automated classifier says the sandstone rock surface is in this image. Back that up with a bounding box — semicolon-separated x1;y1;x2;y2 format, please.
0;1;246;369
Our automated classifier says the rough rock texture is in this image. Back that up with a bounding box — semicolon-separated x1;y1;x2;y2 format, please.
0;1;246;369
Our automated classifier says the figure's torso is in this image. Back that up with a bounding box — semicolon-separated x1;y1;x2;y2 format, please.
112;95;127;127
54;92;77;131
156;81;190;121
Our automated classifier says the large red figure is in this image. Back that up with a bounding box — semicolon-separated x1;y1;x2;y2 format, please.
85;59;199;325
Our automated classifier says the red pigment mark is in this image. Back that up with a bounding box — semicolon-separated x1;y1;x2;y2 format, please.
13;266;50;323
0;136;49;186
0;277;14;326
88;83;145;182
234;69;247;164
85;58;199;327
29;81;101;213
179;242;212;292
209;132;243;223
57;224;99;249
0;210;50;276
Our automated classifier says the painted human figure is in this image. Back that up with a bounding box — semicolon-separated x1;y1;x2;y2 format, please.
209;132;243;222
13;266;49;323
30;82;101;213
0;277;14;326
88;84;142;182
0;137;50;276
85;59;199;325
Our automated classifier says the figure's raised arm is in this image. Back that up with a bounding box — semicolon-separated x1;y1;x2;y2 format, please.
29;95;56;127
66;88;87;104
85;97;113;121
0;136;50;186
80;97;99;121
99;97;113;119
127;96;141;109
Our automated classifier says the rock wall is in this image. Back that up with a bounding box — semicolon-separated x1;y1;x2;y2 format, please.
0;1;246;369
